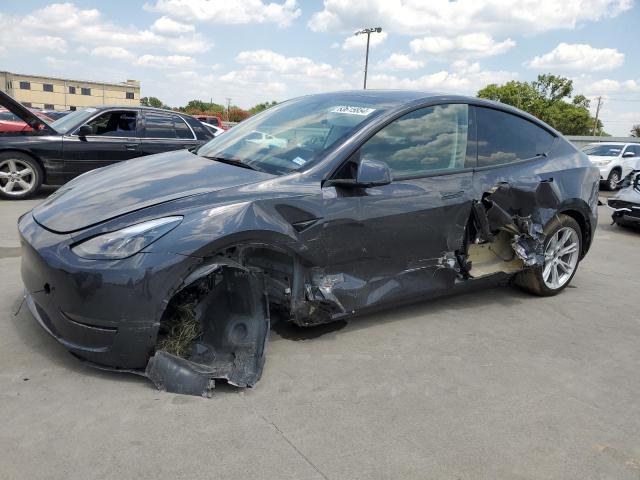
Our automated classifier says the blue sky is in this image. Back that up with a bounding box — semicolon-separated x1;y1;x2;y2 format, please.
1;0;639;134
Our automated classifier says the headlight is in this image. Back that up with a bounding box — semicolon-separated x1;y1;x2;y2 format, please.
72;216;182;260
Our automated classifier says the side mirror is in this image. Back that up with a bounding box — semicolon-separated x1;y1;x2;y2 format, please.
330;158;392;188
77;124;93;137
623;151;635;158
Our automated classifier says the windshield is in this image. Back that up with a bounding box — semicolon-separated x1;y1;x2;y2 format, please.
51;107;100;133
582;144;623;157
197;95;392;175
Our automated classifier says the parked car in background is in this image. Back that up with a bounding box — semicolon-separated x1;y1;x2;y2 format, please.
195;115;226;130
201;121;224;137
17;90;599;395
608;170;640;227
582;142;640;190
0;108;53;133
40;109;72;121
0;90;214;199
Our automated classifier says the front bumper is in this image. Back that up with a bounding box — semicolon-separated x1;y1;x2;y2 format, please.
18;213;199;369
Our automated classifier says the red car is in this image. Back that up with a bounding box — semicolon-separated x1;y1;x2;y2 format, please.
0;108;53;133
194;115;227;130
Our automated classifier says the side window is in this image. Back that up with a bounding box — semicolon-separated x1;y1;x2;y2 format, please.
624;145;640;156
476;107;555;167
144;113;175;138
359;104;471;177
83;111;137;137
173;115;194;139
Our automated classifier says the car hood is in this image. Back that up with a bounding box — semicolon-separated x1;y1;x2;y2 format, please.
0;90;57;134
32;149;276;233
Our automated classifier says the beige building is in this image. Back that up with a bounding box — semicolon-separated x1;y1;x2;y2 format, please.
0;71;140;111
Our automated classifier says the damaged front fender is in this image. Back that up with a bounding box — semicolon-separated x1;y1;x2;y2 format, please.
146;260;270;397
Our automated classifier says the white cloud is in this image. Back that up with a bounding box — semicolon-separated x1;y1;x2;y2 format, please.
151;16;195;34
145;0;301;27
341;31;388;50
135;54;196;68
526;43;625;71
0;3;210;59
369;64;517;94
308;0;632;35
410;33;515;59
378;54;425;71
236;49;345;80
91;46;135;60
582;78;640;94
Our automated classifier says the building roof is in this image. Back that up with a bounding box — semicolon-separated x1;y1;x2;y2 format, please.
0;71;139;89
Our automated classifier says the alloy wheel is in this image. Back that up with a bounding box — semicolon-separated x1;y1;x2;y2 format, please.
608;171;620;190
542;226;580;290
0;159;35;196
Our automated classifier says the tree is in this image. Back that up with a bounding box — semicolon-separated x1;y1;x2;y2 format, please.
249;101;278;114
140;96;169;109
178;100;225;116
631;124;640;137
477;74;606;135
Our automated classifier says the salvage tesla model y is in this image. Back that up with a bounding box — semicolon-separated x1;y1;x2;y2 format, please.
18;91;599;396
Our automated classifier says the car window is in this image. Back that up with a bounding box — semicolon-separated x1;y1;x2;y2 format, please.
84;111;137;137
582;144;623;156
359;104;471;178
173;115;194;139
476;107;555;167
144;113;174;138
623;145;640;156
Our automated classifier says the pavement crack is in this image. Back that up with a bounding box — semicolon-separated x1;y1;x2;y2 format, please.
240;393;330;480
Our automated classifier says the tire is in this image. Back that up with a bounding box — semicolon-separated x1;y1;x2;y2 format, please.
514;214;582;296
0;152;43;200
604;169;621;191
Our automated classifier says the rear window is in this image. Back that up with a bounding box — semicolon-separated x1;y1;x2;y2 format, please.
476;107;555;167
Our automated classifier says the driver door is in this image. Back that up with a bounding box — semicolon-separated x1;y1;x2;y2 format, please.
62;109;141;175
320;103;477;312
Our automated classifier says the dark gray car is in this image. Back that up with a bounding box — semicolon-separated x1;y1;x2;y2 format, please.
18;90;599;396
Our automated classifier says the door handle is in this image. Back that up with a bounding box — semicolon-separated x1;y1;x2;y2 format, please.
441;191;464;200
124;144;138;150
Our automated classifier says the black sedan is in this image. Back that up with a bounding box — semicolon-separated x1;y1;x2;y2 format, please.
0;91;213;199
18;91;599;396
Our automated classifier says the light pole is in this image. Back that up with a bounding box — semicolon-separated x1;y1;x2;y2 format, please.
355;27;382;89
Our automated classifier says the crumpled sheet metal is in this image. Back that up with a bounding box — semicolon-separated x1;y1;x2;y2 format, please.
473;181;561;267
146;261;270;397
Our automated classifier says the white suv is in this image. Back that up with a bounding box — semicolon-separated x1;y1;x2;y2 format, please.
582;142;640;190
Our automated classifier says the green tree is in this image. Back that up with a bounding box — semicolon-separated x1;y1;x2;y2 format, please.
477;74;606;135
631;124;640;137
249;101;278;114
178;100;225;116
140;96;169;109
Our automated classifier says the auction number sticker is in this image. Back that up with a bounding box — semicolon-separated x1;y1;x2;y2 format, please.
330;105;376;116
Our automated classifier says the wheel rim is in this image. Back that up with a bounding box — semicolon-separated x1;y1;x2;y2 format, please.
609;171;619;189
542;226;580;290
0;159;35;196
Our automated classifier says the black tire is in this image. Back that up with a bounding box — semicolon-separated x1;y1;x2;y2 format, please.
0;151;43;200
604;169;621;191
514;214;582;297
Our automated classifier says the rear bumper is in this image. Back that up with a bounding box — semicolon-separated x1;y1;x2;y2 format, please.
18;212;199;369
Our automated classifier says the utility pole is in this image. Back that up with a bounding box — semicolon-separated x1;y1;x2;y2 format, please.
355;27;382;89
226;97;231;121
592;96;602;136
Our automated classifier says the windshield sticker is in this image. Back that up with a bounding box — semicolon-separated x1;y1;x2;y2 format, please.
330;105;376;116
85;108;98;113
292;156;307;166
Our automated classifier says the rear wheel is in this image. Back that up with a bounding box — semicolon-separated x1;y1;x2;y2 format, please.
514;214;582;296
0;152;42;200
605;169;621;191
